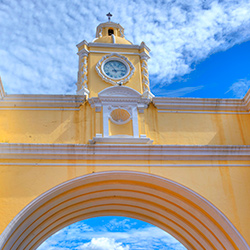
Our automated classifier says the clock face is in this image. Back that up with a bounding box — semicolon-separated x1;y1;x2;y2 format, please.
103;60;128;79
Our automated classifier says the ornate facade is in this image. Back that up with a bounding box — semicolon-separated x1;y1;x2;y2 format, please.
0;20;250;249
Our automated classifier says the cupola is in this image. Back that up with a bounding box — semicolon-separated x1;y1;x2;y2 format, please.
93;21;132;44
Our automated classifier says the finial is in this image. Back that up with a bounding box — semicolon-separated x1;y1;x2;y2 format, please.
106;12;112;22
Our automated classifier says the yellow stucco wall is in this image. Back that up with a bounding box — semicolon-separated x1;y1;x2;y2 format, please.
0;163;250;245
0;103;249;145
0;102;249;245
0;21;249;249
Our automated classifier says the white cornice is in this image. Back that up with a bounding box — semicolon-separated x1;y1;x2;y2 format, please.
153;96;250;112
90;136;153;144
0;77;6;99
243;88;250;110
76;40;88;48
139;42;151;52
0;143;249;161
77;48;89;58
0;94;85;108
88;42;140;49
88;86;151;113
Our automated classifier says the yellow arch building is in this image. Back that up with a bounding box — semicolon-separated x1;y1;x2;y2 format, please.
0;21;250;250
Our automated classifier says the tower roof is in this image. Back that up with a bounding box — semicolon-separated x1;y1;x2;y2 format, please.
93;21;132;45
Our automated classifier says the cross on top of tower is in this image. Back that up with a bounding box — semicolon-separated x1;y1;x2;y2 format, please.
106;12;112;22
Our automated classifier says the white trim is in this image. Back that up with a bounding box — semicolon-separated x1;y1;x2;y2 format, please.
76;40;88;48
153;96;249;112
111;34;116;43
1;163;249;167
139;41;151;52
0;143;249;161
0;77;6;99
0;108;80;111
90;136;152;144
88;86;152;143
0;94;85;108
77;48;89;58
88;42;140;49
89;50;140;55
140;51;150;60
158;110;250;114
244;89;250;110
103;105;109;137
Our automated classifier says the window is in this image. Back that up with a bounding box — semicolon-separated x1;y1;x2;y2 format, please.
108;28;114;36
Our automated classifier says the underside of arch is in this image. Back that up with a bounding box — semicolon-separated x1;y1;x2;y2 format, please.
0;171;249;250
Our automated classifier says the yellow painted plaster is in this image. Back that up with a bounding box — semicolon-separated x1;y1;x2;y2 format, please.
0;21;250;249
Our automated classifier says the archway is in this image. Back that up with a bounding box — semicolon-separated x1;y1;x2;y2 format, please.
0;171;249;250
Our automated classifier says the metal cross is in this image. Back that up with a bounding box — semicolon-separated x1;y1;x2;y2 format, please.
106;12;112;22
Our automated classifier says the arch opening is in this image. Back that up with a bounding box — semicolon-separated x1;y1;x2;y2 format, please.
37;216;187;250
0;171;249;250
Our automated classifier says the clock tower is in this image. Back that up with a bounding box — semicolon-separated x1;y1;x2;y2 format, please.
76;17;154;144
76;19;153;98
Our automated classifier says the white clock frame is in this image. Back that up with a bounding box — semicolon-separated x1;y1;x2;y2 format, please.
96;53;135;85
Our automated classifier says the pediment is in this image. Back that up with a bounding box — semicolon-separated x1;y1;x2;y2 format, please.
98;86;141;98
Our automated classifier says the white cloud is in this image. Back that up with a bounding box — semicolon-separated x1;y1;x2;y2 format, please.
78;237;129;250
153;85;204;97
1;0;249;95
37;220;186;250
104;218;136;231
226;78;250;98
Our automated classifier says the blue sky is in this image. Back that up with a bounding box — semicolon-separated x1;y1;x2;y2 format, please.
0;0;250;98
1;0;250;249
37;216;187;250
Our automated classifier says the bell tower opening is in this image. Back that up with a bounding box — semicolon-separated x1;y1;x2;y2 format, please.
108;28;114;36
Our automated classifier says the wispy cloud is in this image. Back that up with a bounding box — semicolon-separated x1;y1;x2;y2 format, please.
0;0;250;95
37;217;186;250
226;78;250;98
153;85;204;97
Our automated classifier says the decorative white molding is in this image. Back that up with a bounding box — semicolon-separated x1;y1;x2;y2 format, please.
88;42;140;49
0;94;85;108
111;34;116;43
89;136;153;144
89;51;140;55
0;108;81;111
153;96;250;112
89;86;151;112
95;53;135;86
139;41;151;52
76;87;89;97
140;51;150;61
0;77;6;99
142;89;155;99
76;44;90;97
1;163;249;167
158;110;250;114
77;48;89;58
243;88;250;110
89;86;153;143
76;40;88;49
0;143;249;161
